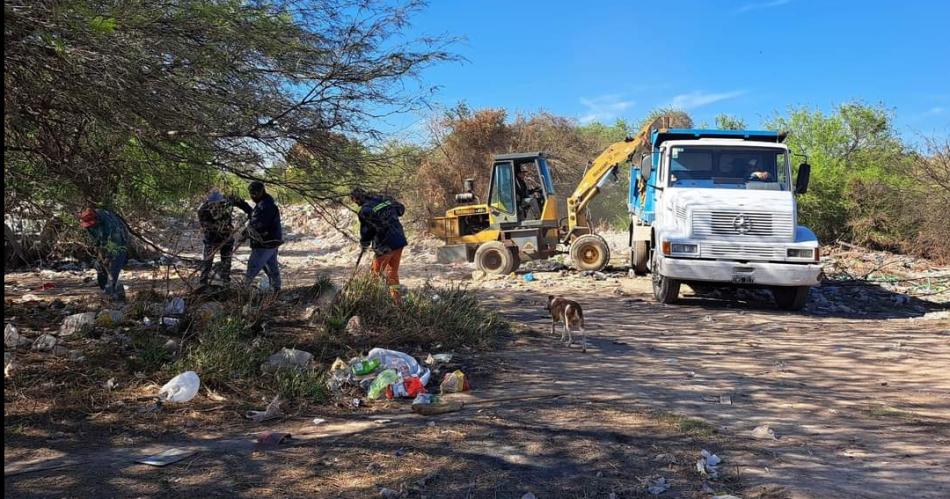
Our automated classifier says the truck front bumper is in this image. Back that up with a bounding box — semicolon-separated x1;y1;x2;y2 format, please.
657;257;821;287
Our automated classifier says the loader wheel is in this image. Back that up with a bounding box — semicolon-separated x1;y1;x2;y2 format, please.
475;241;517;275
631;240;649;275
570;234;610;271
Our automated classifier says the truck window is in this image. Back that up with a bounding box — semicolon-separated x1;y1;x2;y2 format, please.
668;146;789;190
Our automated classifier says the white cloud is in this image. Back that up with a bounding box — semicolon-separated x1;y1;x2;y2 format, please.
923;106;945;116
736;0;791;14
669;90;745;110
578;94;634;124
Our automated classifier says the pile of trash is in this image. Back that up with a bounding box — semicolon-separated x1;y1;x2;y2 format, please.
327;347;468;411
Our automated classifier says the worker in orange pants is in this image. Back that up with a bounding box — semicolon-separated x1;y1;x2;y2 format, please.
351;188;407;304
371;247;403;303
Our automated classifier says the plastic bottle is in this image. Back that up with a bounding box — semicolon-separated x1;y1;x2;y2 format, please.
350;358;381;376
367;369;399;400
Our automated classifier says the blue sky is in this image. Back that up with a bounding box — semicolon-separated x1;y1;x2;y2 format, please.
384;0;950;143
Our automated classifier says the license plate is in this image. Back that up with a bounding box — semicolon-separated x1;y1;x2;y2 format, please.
732;274;754;284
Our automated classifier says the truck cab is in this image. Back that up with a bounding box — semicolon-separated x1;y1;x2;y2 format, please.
629;128;820;310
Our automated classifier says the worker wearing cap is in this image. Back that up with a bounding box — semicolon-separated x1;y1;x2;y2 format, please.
350;188;407;303
79;207;130;299
242;181;283;291
197;188;253;286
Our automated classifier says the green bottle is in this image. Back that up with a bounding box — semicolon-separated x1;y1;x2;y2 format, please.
351;358;381;376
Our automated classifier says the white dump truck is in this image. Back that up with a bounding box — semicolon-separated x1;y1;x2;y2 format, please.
628;128;820;310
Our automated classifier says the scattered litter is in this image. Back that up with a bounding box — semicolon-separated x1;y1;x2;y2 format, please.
411;393;464;415
158;371;200;403
696;449;721;478
160;317;180;329
255;431;291;447
19;293;41;302
135;448;197;467
440;370;470;393
95;309;124;327
346;315;364;335
312;418;326;425
367;369;400;400
104;378;117;390
59;312;96;336
367;348;431;384
351;357;381;375
5;323;30;348
31;333;58;352
425;353;454;365
523;273;536;282
163;297;186;316
719;394;732;405
245;396;283;423
703;315;713;322
262;347;313;373
35;282;57;291
647;476;671;495
751;424;778;440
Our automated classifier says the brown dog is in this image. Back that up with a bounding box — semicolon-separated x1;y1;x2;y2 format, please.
546;295;587;352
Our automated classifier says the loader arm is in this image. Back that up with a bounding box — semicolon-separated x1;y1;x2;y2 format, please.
565;122;654;238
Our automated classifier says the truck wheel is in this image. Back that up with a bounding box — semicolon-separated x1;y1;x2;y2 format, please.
651;254;680;303
772;286;809;311
475;241;517;275
631;240;649;275
570;234;610;271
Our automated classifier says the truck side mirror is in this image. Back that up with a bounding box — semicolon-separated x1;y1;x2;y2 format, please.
795;163;811;195
639;154;652;181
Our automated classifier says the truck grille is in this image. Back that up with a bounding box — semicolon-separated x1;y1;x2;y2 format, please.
701;243;784;260
692;210;793;238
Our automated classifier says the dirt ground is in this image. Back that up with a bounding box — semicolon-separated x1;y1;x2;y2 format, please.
5;230;950;498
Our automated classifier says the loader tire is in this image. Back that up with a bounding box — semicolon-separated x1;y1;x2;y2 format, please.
570;234;610;271
475;241;517;275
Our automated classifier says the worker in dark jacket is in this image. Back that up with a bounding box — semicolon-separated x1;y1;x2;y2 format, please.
242;181;283;291
197;189;252;285
351;188;407;303
79;207;129;300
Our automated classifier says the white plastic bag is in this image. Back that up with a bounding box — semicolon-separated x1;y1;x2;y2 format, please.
367;348;430;385
158;371;200;403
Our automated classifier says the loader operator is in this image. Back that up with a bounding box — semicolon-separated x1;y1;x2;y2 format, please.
79;207;130;301
515;166;542;220
197;189;252;286
351;187;407;303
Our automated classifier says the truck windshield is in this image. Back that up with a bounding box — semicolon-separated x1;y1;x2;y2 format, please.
668;146;789;191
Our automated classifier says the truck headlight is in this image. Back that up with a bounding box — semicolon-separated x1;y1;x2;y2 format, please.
671;243;699;255
787;248;814;259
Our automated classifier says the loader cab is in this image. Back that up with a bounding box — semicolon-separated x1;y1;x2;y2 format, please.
488;152;556;226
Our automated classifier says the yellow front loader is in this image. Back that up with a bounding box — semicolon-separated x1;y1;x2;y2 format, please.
429;113;688;275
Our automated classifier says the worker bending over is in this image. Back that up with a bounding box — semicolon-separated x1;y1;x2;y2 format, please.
351;188;407;303
197;189;252;286
79;207;129;300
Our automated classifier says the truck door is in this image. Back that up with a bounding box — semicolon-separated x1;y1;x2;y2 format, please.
488;161;518;225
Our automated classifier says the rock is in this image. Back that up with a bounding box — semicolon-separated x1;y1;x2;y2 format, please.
163;297;186;316
471;269;487;281
345;315;364;335
5;323;30;349
52;345;70;357
59;312;96;336
751;424;778;440
4;352;13;378
20;293;41;302
194;301;225;323
647;477;670;495
95;309;125;327
163;339;179;354
32;333;59;351
262;348;313;373
379;487;401;498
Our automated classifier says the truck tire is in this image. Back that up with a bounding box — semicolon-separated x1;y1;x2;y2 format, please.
772;286;809;311
631;240;649;275
570;234;610;271
475;241;517;275
651;254;680;304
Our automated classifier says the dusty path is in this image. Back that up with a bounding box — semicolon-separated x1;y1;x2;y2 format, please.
5;237;950;498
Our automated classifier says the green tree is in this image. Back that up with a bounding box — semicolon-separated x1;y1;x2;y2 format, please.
714;113;746;130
